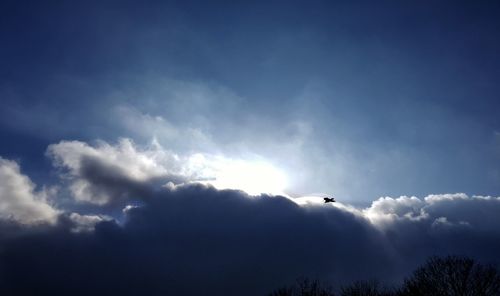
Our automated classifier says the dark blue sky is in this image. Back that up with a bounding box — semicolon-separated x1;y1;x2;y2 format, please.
1;0;500;202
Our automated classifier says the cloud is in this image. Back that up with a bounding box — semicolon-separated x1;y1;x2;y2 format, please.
0;184;390;295
0;157;59;225
363;196;427;226
114;104;217;152
1;172;498;295
365;193;500;234
47;138;189;206
362;194;500;270
67;212;110;233
1;139;500;295
0;156;113;234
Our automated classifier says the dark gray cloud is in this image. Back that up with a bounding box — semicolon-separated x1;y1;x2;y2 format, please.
0;184;389;296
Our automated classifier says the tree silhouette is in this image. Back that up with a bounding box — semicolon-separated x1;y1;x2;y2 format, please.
267;256;500;296
401;255;500;296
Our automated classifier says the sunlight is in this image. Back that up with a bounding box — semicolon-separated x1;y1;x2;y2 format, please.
208;160;288;196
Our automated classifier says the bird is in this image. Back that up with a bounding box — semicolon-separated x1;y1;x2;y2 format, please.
323;197;336;203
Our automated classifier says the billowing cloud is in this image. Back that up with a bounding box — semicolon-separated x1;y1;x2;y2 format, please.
0;183;390;295
0;157;58;224
0;140;500;295
364;193;500;234
47;138;189;206
362;194;500;269
0;156;113;233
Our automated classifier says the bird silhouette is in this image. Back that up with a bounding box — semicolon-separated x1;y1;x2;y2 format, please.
323;197;336;203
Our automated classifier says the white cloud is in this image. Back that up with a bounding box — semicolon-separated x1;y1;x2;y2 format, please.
363;193;500;233
0;157;59;225
48;138;170;181
363;196;427;227
424;193;469;203
68;212;110;232
47;138;183;205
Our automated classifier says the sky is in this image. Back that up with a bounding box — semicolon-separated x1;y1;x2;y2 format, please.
1;1;500;295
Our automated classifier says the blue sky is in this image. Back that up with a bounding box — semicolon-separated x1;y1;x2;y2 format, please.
2;1;499;204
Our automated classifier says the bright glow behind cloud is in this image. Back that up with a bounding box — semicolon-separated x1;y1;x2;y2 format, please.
206;159;288;196
47;138;289;203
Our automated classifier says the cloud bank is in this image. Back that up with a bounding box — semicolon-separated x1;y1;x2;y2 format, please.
0;139;499;295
